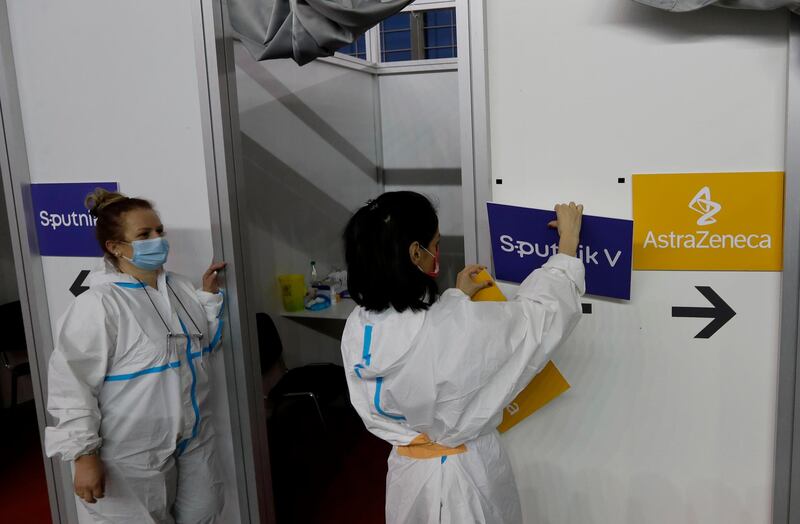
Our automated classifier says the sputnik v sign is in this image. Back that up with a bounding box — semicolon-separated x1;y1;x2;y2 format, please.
487;203;634;300
31;182;119;257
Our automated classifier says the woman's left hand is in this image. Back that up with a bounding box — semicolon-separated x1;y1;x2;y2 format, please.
456;264;493;298
202;262;227;293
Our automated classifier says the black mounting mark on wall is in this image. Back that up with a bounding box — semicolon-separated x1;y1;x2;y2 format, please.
495;179;503;185
618;177;626;183
582;303;592;314
672;286;735;339
70;270;91;297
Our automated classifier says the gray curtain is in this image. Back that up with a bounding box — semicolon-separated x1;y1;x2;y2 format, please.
226;0;414;66
634;0;800;11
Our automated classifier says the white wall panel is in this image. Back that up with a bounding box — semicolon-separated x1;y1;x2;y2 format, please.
484;1;788;522
6;1;241;521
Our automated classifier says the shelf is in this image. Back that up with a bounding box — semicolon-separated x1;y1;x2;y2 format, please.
280;298;357;320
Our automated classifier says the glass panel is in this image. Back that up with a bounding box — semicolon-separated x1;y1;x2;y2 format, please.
382;50;413;62
380;11;413;62
378;8;458;63
426;47;456;60
381;12;411;31
423;8;457;60
426;28;454;48
338;34;367;60
424;8;453;27
382;31;411;52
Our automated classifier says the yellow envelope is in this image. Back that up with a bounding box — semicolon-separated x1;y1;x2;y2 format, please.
471;270;571;433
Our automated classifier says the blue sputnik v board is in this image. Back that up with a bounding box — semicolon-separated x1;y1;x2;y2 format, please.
31;182;119;257
487;203;634;300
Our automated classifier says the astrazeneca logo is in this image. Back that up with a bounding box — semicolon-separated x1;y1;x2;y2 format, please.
689;187;721;226
642;186;771;250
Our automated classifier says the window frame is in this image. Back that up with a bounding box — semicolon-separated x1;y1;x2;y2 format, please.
330;1;458;74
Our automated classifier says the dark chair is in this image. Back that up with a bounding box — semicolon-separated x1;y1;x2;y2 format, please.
0;301;30;408
256;312;348;434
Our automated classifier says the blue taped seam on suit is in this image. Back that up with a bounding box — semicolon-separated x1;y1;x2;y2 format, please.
362;325;406;421
175;438;189;457
177;318;201;455
374;377;406;421
191;319;223;359
104;361;181;382
113;281;147;289
362;325;373;366
188;309;225;359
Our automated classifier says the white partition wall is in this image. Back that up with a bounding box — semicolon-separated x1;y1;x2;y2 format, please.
233;34;465;369
381;69;465;287
460;1;792;522
234;48;382;368
0;1;269;522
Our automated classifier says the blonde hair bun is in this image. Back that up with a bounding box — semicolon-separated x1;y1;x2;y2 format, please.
85;188;128;217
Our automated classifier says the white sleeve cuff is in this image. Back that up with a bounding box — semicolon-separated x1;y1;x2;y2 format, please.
196;289;223;305
441;288;470;300
195;289;224;321
44;428;102;462
538;253;586;295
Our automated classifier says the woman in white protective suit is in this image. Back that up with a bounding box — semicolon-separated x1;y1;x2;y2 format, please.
44;188;227;523
341;191;585;523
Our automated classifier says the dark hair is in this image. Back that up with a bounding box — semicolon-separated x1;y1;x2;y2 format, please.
85;188;153;259
344;191;439;313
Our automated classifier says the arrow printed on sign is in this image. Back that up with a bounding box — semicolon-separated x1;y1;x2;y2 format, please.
672;286;735;339
70;270;90;297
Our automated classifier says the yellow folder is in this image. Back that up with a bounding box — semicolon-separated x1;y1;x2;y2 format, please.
472;270;571;433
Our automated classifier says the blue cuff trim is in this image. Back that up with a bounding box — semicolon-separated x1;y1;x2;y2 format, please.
217;289;225;319
205;318;224;353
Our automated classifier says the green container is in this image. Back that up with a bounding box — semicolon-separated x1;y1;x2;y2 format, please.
278;274;305;312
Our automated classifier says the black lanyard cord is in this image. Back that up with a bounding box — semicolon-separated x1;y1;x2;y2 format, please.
136;277;173;337
167;281;204;339
134;277;203;339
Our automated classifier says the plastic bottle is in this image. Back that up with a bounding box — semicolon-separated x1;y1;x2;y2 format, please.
309;261;318;287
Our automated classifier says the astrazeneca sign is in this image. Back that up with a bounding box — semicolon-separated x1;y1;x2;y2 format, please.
633;172;783;271
31;182;119;257
487;203;634;300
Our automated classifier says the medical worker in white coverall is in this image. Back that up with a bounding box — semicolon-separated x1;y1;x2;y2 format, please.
341;191;585;523
45;188;227;523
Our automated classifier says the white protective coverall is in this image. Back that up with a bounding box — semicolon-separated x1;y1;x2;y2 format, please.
45;259;225;524
341;254;585;523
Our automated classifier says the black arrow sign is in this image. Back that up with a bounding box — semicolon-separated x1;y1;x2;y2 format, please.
672;286;735;339
70;270;90;297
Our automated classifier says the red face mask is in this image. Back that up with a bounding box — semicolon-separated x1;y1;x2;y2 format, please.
419;245;440;278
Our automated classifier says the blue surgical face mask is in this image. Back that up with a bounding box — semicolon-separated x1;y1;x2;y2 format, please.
123;237;169;271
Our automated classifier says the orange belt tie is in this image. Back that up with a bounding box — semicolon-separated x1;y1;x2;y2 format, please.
396;433;467;460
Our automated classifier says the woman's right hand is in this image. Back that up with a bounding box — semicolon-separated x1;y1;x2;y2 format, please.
548;202;584;257
74;453;105;504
